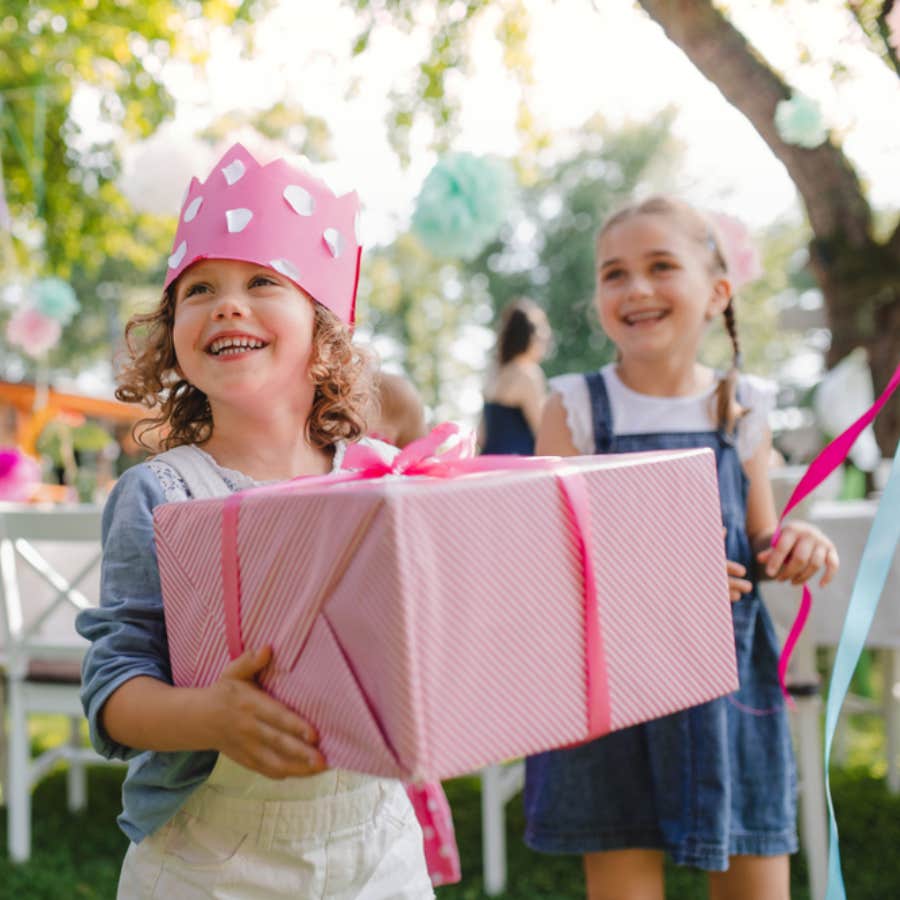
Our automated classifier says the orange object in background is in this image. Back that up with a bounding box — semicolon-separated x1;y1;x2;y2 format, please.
0;381;144;454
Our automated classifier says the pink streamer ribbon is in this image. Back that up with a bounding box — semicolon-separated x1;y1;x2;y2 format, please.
220;422;611;738
775;360;900;702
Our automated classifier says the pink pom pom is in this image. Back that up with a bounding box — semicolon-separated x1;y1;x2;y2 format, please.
0;448;41;502
888;4;900;53
707;211;763;292
6;308;62;357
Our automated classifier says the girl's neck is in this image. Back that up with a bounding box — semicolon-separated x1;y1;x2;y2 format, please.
614;358;714;398
200;407;333;482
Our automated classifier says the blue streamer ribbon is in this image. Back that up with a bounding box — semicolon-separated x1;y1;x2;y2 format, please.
825;439;900;899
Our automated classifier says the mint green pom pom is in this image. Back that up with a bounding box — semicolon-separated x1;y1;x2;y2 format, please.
34;278;80;326
774;94;827;149
411;153;515;260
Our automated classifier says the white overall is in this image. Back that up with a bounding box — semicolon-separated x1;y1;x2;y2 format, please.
117;445;433;899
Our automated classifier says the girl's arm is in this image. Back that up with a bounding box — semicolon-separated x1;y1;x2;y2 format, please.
535;392;579;457
743;427;839;587
78;465;324;780
519;366;548;437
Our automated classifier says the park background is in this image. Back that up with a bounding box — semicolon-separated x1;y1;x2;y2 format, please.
1;0;900;896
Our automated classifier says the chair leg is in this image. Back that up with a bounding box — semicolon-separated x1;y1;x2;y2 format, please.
67;716;87;812
0;678;7;807
794;693;828;900
884;649;900;795
481;764;507;896
7;679;32;863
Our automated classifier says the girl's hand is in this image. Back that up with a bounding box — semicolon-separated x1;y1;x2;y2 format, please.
206;646;326;779
756;521;840;587
726;559;753;602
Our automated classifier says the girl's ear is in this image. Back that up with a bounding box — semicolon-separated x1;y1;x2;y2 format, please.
705;275;732;321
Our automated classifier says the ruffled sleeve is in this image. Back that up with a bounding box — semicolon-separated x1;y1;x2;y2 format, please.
547;373;595;455
736;374;777;461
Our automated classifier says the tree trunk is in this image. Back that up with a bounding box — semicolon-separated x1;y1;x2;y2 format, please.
636;0;900;456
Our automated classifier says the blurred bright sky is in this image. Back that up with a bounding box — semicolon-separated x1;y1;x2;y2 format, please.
127;0;900;244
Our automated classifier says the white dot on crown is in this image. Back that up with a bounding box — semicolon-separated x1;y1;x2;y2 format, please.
167;241;187;269
226;208;253;233
270;258;302;283
283;184;315;216
222;159;246;186
323;228;344;259
183;196;203;223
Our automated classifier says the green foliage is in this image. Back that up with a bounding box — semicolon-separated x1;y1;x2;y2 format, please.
0;1;259;375
2;717;900;899
348;0;531;162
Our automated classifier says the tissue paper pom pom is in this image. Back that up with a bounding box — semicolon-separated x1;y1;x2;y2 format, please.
0;448;41;501
888;3;900;53
6;308;62;357
412;153;515;260
34;278;80;325
707;212;762;291
774;93;827;149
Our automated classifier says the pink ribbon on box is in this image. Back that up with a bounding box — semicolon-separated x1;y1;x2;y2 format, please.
776;360;900;702
220;422;611;737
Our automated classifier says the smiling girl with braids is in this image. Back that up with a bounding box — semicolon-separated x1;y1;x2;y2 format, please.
524;196;838;900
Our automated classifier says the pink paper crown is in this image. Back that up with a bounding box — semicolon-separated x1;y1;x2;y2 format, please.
164;143;362;325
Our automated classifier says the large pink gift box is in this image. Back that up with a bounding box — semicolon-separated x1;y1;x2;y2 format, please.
155;448;738;781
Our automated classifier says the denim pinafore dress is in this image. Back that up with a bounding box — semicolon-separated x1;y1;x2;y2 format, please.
523;371;798;871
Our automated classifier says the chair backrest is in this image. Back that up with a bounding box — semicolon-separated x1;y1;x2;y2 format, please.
0;505;103;675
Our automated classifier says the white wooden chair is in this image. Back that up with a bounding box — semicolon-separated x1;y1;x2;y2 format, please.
0;505;117;862
479;761;525;895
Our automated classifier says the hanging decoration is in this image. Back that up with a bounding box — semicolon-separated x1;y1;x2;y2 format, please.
34;277;80;325
888;2;900;52
707;211;763;291
0;446;41;501
119;123;214;216
411;152;516;260
6;306;63;357
774;93;828;148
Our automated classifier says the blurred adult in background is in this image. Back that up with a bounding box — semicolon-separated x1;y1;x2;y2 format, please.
371;370;428;449
479;299;551;455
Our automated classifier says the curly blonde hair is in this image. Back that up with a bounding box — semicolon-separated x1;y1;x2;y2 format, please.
598;195;745;435
116;285;372;452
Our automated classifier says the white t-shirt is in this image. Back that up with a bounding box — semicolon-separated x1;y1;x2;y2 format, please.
550;364;776;462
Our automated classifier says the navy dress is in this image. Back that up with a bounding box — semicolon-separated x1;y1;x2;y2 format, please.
481;401;535;455
524;371;797;871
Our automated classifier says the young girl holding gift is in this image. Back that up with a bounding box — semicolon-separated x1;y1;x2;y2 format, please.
524;195;839;900
76;143;435;898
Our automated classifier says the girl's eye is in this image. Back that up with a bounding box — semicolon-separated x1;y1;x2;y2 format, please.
601;268;624;282
183;283;209;298
651;260;675;273
250;275;276;288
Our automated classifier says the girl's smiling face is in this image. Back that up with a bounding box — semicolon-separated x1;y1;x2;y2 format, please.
172;258;317;414
594;213;731;367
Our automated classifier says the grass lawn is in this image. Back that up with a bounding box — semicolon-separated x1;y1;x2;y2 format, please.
2;716;899;898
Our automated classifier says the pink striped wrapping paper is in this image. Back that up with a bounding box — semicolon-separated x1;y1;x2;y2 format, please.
154;448;739;782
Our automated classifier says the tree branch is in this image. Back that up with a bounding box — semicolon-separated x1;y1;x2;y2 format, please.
634;0;875;248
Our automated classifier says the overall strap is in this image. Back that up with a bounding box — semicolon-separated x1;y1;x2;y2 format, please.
153;445;232;500
584;370;614;454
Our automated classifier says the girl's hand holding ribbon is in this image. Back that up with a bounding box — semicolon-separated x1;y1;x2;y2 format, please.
207;646;326;779
757;521;840;587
